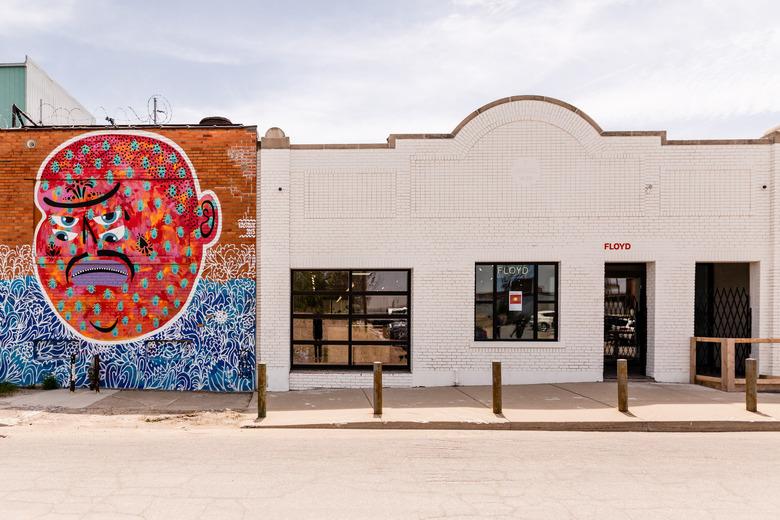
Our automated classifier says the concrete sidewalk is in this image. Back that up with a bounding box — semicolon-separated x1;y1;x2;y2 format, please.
251;382;780;431
3;382;780;431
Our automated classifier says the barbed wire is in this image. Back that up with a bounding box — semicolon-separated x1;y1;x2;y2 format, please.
1;94;174;128
99;95;173;126
38;102;94;125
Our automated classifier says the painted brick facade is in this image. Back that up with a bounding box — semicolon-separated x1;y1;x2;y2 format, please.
0;126;258;391
259;97;780;391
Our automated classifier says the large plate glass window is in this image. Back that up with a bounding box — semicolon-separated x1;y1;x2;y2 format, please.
291;270;411;369
474;263;558;341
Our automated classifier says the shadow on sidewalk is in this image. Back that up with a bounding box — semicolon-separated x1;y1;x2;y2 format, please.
4;383;780;422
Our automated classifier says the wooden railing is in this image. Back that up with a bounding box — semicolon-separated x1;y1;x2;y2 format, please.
690;337;780;392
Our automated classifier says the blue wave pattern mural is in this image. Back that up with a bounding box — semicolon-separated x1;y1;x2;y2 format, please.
0;274;255;392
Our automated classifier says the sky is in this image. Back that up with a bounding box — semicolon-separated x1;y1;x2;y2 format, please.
2;0;779;142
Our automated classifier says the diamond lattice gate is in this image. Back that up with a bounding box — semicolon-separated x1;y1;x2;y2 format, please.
604;292;641;362
694;287;752;377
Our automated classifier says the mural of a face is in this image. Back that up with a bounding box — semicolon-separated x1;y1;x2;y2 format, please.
33;131;221;343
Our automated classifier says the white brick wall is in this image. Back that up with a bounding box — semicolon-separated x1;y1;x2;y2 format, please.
259;98;777;391
258;149;292;390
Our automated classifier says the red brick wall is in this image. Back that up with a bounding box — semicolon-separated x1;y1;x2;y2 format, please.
0;126;257;250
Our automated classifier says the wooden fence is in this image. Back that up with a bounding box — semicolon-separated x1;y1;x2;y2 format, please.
690;337;780;392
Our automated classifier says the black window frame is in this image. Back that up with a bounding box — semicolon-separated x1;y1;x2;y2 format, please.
290;269;412;371
474;262;559;342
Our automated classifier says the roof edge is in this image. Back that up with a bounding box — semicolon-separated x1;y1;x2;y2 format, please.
280;96;774;150
0;124;257;131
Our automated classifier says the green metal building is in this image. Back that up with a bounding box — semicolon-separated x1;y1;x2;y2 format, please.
0;56;94;128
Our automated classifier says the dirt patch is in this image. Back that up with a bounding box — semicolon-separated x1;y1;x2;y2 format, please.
144;413;199;423
141;410;248;427
0;408;255;432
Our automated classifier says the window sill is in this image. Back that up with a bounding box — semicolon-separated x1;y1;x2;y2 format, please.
470;341;566;350
290;365;411;372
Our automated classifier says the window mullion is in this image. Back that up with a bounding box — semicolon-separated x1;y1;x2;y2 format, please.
533;264;538;340
348;271;353;367
493;264;498;340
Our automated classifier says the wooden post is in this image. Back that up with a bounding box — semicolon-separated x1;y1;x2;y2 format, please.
373;362;382;415
689;337;697;384
719;339;728;391
617;358;628;412
492;361;502;415
745;357;757;413
257;362;267;419
723;339;736;392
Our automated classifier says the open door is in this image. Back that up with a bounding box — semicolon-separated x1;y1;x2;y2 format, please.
604;263;646;378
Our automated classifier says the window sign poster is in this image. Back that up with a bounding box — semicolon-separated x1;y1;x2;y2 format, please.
509;291;523;311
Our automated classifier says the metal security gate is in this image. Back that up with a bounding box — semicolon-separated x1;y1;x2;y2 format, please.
694;287;752;377
604;292;640;360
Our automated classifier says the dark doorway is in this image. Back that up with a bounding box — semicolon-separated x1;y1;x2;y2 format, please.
693;263;752;378
604;263;647;378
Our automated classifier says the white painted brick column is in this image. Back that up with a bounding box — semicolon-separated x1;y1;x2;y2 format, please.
258;147;291;390
649;260;695;382
765;142;780;374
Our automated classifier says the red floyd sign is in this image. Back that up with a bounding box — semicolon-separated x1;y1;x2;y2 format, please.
604;242;632;250
509;291;523;311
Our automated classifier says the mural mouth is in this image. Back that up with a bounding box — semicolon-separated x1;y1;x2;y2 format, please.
71;260;130;287
90;319;118;333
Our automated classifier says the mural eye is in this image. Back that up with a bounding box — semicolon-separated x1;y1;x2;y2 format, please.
99;225;126;244
54;230;77;242
93;208;121;227
51;215;79;228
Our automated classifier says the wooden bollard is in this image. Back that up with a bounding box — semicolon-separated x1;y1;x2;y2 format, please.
257;362;267;419
617;359;628;412
492;361;502;414
745;358;757;413
373;362;382;415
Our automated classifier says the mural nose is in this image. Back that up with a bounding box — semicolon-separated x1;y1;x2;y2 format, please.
81;219;100;252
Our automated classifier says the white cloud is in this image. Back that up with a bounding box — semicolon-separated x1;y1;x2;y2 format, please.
251;0;780;141
0;0;76;37
5;0;780;140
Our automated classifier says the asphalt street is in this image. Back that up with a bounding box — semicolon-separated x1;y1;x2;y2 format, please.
1;423;778;519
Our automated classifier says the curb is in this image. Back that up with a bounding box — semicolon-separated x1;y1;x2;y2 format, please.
244;421;510;430
242;420;780;432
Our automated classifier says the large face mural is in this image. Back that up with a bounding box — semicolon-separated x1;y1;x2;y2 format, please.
0;128;255;391
33;131;221;343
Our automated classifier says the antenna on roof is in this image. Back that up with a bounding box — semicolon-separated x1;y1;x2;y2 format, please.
147;95;172;125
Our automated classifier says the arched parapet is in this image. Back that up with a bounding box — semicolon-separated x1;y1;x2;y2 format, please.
447;96;605;156
385;96;609;157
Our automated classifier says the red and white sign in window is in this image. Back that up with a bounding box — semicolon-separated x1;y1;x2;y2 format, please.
508;291;523;311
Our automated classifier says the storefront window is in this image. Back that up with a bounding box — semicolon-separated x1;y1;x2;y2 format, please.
291;269;411;369
475;263;558;341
